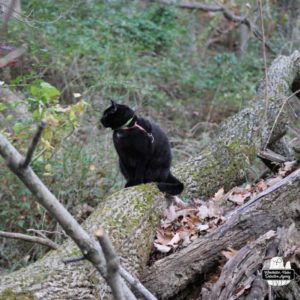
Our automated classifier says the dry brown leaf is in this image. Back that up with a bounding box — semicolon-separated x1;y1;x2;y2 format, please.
227;187;251;205
212;187;225;201
155;229;173;245
197;224;209;232
228;193;247;205
265;176;282;187
198;205;209;220
167;232;181;248
207;200;223;217
278;161;297;176
164;204;176;221
154;243;172;253
178;231;191;247
222;247;238;260
256;180;268;192
175;207;198;219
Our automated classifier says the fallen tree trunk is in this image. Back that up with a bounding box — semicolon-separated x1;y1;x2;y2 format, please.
176;51;300;197
1;52;300;299
0;183;165;300
141;168;300;299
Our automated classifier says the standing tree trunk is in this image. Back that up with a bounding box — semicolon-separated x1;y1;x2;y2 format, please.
1;51;300;299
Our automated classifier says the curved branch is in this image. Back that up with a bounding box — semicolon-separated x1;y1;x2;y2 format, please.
158;0;275;53
0;230;58;250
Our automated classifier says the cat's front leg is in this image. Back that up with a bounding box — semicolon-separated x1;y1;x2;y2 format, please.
133;160;148;184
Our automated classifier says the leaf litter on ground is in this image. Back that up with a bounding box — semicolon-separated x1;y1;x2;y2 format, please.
153;160;299;256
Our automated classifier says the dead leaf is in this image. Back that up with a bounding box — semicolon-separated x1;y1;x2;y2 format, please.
227;187;251;205
265;176;282;187
154;243;172;253
256;180;268;192
207;200;223;217
167;233;181;248
155;229;173;245
198;205;209;220
197;224;209;232
222;247;237;260
212;187;225;201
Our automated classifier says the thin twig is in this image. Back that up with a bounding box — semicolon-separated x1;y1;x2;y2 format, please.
63;255;86;264
0;230;58;249
27;228;67;238
119;267;158;300
159;0;275;53
265;88;300;148
95;228;125;300
257;0;269;135
21;121;46;168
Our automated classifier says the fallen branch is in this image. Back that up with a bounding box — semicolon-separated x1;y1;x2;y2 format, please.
0;44;27;68
206;230;276;300
158;0;275;53
95;228;125;300
141;168;300;299
95;228;158;300
0;230;58;250
119;268;158;300
21;121;46;168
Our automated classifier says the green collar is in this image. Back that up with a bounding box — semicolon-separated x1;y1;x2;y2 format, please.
115;116;134;130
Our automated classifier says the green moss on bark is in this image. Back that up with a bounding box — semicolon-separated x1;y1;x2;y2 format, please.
0;289;36;300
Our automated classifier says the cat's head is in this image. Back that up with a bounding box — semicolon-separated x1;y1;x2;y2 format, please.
100;100;135;130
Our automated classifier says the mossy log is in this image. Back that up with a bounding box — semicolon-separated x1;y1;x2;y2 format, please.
0;184;165;300
1;52;300;299
176;51;300;197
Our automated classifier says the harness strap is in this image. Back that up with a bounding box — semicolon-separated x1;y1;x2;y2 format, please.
125;121;154;143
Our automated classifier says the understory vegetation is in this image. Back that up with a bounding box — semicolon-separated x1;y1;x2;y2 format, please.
0;0;298;272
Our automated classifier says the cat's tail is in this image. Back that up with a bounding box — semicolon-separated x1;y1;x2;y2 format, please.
157;173;184;195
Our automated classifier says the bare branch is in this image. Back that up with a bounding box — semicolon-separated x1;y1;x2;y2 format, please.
0;132;136;300
257;148;289;164
63;255;86;264
0;230;58;250
21;121;46;168
95;228;125;300
265;88;300;148
0;44;27;68
119;267;158;300
158;0;275;53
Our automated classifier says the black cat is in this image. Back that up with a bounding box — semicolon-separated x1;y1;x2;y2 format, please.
100;100;184;195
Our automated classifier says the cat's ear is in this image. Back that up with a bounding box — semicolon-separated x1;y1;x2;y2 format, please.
111;99;117;107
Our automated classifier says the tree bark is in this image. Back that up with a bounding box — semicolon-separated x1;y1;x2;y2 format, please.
1;51;300;299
